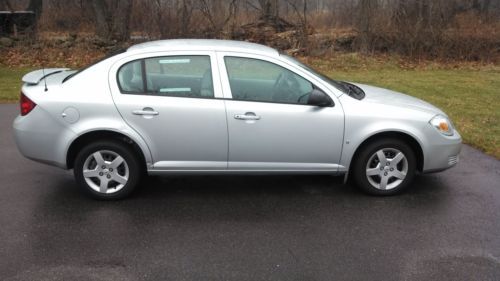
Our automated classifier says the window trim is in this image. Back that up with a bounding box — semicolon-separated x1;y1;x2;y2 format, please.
217;94;333;107
140;59;147;93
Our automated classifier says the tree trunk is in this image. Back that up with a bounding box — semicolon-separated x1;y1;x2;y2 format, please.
179;0;192;36
91;0;132;42
357;0;377;53
472;0;481;12
92;0;110;39
258;0;279;22
0;0;14;11
112;0;132;41
27;0;43;22
26;0;42;37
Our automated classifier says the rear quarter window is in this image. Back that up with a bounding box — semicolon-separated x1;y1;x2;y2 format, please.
117;60;144;93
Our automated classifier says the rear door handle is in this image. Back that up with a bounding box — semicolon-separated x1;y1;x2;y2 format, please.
234;112;261;120
132;108;159;116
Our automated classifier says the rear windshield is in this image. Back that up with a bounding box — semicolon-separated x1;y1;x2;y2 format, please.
63;48;127;83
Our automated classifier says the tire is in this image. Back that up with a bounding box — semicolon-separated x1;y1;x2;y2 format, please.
74;140;142;200
352;138;416;196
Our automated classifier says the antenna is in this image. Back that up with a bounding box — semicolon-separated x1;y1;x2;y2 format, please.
42;67;48;92
37;43;48;91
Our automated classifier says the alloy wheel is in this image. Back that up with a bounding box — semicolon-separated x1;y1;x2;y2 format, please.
365;148;408;190
82;150;129;194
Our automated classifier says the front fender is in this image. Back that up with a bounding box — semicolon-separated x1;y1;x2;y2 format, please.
340;123;426;171
339;95;432;171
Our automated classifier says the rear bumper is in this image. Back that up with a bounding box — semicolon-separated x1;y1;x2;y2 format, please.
13;107;75;169
422;128;462;173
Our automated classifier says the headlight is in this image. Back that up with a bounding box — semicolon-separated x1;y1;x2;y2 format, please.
430;115;454;136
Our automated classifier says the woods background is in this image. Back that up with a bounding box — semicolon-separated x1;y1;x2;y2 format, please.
0;1;499;158
1;0;499;62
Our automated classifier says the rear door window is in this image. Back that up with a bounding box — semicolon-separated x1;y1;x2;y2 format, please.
117;56;213;98
145;56;213;98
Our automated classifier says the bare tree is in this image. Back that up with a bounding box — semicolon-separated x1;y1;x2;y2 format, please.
152;0;167;38
245;0;281;24
472;0;493;13
178;0;194;36
153;0;195;38
356;0;378;53
0;0;14;11
284;0;307;27
91;0;132;41
27;0;43;22
284;0;308;45
199;0;239;37
258;0;279;21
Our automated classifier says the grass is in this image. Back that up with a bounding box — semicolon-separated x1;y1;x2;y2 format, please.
0;66;33;102
305;54;500;158
0;54;498;158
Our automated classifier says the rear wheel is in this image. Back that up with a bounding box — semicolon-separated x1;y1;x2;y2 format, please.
74;140;141;200
352;138;416;195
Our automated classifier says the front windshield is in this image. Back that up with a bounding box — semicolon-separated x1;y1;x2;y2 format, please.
280;54;346;93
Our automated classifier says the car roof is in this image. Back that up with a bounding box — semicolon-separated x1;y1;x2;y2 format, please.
127;39;279;57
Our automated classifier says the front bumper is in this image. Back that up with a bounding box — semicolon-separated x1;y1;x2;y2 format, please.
422;128;462;173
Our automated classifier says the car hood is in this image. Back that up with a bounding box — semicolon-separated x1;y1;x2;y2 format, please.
351;83;444;115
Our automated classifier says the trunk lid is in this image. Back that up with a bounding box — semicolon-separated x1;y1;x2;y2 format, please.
22;68;72;85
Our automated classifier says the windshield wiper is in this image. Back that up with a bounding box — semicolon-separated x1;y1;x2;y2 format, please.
339;82;365;100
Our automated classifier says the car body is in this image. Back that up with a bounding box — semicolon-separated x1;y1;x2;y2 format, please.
13;39;462;199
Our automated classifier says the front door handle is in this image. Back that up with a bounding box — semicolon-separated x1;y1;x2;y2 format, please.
132;108;159;116
234;112;261;120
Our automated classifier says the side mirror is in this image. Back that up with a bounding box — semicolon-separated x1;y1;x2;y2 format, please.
308;89;334;107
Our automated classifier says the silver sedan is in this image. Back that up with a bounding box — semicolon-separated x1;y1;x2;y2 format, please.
13;39;462;199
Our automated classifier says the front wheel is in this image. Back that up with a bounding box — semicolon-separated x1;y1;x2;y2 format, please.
352;138;416;195
74;140;141;200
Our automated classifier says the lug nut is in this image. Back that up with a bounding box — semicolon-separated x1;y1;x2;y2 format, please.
386;162;390;166
390;168;394;171
101;165;106;169
380;167;384;171
107;175;111;179
384;172;388;176
109;168;113;172
99;172;103;176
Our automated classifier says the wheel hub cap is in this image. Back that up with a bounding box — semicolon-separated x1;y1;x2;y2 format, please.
366;148;408;190
82;150;129;194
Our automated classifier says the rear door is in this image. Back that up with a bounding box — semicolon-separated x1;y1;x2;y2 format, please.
109;51;228;171
217;53;345;172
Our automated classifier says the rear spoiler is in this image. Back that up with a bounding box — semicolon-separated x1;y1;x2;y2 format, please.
22;68;70;85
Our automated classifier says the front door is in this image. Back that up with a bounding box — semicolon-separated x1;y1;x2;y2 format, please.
219;55;344;172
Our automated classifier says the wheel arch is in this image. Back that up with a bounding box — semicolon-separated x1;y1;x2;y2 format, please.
349;131;424;173
66;130;149;171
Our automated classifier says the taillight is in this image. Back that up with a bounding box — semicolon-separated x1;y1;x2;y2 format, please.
20;92;36;116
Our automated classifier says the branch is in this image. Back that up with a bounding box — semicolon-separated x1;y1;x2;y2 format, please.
245;0;261;11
